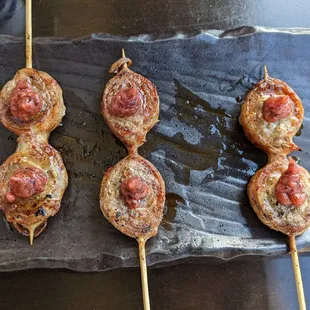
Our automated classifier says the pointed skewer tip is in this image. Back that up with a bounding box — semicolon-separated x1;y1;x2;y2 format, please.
263;65;269;78
121;48;128;70
29;231;34;245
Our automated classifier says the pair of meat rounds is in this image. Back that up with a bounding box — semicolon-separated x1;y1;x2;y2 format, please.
0;68;68;238
100;57;165;240
240;71;310;236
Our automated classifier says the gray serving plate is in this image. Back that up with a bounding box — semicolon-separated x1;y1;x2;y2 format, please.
0;26;309;272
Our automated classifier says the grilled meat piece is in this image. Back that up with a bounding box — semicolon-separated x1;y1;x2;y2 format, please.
100;154;165;240
248;157;310;236
240;68;310;237
0;136;68;238
102;56;159;154
239;72;303;155
0;68;67;241
100;52;165;242
0;68;65;136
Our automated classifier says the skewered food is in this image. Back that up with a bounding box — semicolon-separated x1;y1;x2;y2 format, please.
100;153;165;240
0;68;68;243
240;66;310;236
248;156;310;236
100;50;165;310
240;66;308;308
0;69;65;136
239;67;303;155
100;51;165;240
102;54;159;154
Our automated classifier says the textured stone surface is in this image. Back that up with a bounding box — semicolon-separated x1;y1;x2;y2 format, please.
0;27;309;271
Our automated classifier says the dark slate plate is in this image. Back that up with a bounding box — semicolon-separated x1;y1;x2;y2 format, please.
0;26;310;272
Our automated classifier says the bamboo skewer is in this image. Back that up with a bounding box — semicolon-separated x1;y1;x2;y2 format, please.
26;0;32;245
25;0;45;245
28;221;44;245
121;49;150;309
25;0;32;69
25;0;33;245
138;238;151;310
120;48;151;310
29;228;34;245
289;236;306;310
242;66;308;309
121;48;151;310
263;65;269;79
122;48;128;69
264;64;306;309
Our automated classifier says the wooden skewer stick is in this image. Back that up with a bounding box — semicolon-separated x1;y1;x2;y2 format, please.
289;236;306;310
122;48;128;70
138;237;151;310
122;49;149;309
263;65;269;79
23;221;44;245
25;0;32;68
29;227;34;245
25;0;33;245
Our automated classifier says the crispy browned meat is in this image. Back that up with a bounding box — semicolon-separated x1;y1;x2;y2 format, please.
0;68;65;136
0;136;68;238
0;68;68;239
239;74;303;155
248;157;310;236
100;54;165;241
100;154;165;240
240;69;309;237
102;58;159;154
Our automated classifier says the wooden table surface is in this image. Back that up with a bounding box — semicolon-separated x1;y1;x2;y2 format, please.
0;1;310;309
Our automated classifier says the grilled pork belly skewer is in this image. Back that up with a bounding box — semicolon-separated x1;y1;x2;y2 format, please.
0;0;68;244
240;66;308;310
102;49;160;154
100;49;165;310
240;66;303;156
